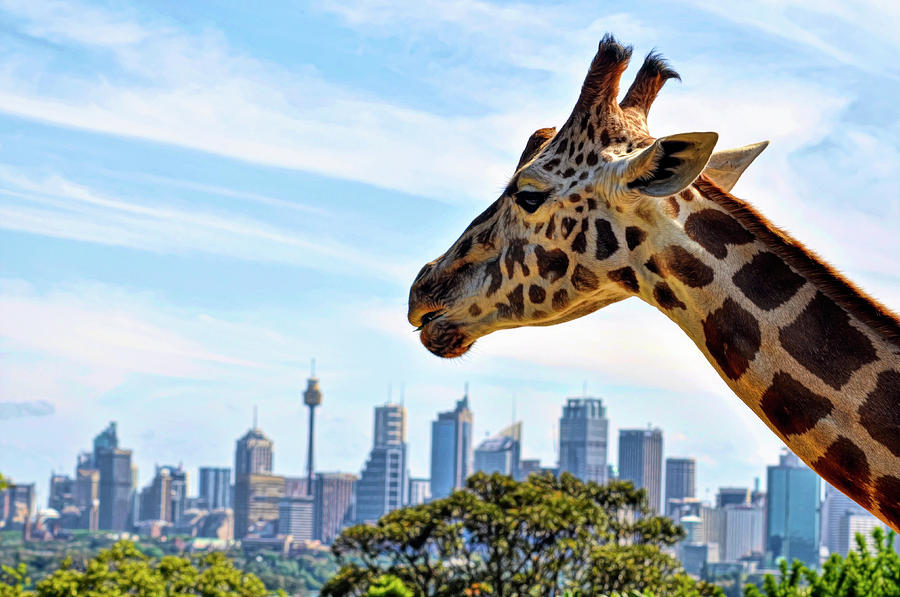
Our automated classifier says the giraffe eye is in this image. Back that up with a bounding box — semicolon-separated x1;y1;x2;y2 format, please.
514;189;552;213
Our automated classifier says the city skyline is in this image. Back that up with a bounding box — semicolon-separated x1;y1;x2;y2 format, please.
2;0;900;530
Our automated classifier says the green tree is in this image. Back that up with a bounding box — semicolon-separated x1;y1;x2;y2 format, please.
744;527;900;597
323;472;721;596
366;575;415;597
0;540;269;596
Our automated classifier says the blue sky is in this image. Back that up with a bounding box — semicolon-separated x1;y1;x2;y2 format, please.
1;0;899;504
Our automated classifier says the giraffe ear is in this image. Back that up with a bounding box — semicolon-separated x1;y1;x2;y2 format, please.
704;141;769;192
625;132;718;197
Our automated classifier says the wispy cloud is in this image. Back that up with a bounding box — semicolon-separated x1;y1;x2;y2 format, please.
0;400;54;420
0;166;407;280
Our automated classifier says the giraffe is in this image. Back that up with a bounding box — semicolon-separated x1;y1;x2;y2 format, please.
407;35;900;531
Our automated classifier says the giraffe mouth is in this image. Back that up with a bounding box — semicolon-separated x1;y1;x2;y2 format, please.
419;317;475;358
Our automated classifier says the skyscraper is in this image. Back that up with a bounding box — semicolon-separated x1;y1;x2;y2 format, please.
766;449;820;567
665;458;695;516
473;422;522;478
234;418;274;476
233;418;280;539
618;427;663;511
314;472;357;543
723;504;765;562
199;467;232;510
430;392;473;499
303;360;323;496
717;487;751;508
356;403;409;523
278;496;314;540
97;447;133;531
558;398;609;485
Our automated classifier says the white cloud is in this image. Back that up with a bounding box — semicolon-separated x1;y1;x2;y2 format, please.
0;166;407;280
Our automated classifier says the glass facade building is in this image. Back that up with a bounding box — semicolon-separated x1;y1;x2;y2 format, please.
766;450;820;567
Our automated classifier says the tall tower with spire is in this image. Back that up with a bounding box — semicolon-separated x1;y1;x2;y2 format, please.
303;359;323;496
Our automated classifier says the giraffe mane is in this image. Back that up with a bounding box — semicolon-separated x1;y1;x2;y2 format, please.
694;174;900;348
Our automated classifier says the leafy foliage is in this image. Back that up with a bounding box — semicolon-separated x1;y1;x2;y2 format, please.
0;540;271;596
322;472;721;596
744;527;900;597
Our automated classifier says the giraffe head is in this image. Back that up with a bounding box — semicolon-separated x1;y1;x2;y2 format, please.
408;35;765;357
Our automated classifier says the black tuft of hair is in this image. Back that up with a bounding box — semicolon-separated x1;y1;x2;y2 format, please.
597;33;634;65
642;50;681;83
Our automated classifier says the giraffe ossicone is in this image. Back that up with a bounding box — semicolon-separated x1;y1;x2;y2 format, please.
407;34;900;531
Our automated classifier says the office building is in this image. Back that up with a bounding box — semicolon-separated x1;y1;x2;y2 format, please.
518;459;542;480
278;496;314;540
234;474;286;538
766;450;820;567
724;504;765;562
356;403;409;523
838;514;885;556
618;427;663;511
407;477;431;506
717;487;750;508
97;447;133;531
48;474;75;512
315;472;357;543
74;467;100;531
558;398;609;485
821;483;882;556
430;393;473;499
473;422;522;478
1;484;35;531
665;458;695;517
235;423;274;477
199;467;232;510
138;465;188;524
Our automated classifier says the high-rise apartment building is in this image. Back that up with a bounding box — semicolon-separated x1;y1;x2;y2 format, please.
199;467;232;510
665;458;695;517
558;398;609;485
314;472;357;544
96;444;133;531
618;427;663;511
430;393;473;499
766;450;820;567
356;403;409;523
473;422;521;478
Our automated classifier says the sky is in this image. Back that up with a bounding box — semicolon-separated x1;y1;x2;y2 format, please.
1;0;899;505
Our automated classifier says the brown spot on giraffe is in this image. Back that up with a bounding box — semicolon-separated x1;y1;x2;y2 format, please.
528;285;546;304
733;251;806;310
779;292;877;390
507;284;525;318
572;264;599;291
625;226;646;250
594;218;619;259
645;256;661;276
858;370;900;458
504;238;529;278
552;288;569;311
665;196;680;217
561;217;577;239
608;267;639;293
703;298;761;380
653;281;685;310
760;371;833;437
545;216;556;240
813;437;873;509
685;208;754;259
468;304;482;317
659;245;714;288
534;246;569;282
485;258;502;297
873;476;900;528
571;219;589;254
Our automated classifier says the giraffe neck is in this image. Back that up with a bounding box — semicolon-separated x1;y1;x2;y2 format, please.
631;175;900;531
